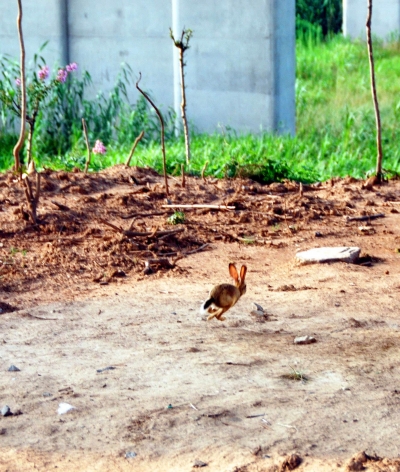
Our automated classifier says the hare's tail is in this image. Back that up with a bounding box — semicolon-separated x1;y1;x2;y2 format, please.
200;297;217;315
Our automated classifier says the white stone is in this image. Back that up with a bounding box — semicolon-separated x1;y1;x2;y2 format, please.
295;247;361;265
57;403;75;415
294;335;316;345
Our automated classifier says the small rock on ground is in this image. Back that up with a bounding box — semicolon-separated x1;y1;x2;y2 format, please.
280;454;302;471
1;405;12;417
125;451;137;459
7;365;20;372
193;460;208;468
296;246;361;264
294;336;317;345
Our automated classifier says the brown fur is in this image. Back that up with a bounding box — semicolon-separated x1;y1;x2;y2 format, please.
204;263;247;321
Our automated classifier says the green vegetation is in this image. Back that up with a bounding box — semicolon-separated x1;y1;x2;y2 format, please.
167;211;186;225
1;34;400;183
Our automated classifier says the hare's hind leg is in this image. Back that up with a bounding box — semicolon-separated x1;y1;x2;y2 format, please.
216;308;228;321
207;307;224;321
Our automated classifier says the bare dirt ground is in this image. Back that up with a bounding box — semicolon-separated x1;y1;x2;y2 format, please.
1;167;400;471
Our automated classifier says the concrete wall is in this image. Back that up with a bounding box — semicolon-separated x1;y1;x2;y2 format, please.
343;0;400;39
0;0;295;135
0;1;67;66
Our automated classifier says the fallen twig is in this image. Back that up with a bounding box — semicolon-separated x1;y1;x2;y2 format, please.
246;413;266;419
277;422;298;432
346;213;385;222
162;204;235;211
120;211;169;219
51;200;70;211
99;218;184;238
161;243;210;258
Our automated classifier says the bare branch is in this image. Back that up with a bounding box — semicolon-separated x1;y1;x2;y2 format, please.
136;73;169;196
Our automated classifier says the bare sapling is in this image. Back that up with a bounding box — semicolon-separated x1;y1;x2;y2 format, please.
366;0;383;182
126;130;145;166
13;0;41;224
13;0;26;173
135;73;169;196
170;28;193;166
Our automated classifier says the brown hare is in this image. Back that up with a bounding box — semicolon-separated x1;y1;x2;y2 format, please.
200;263;247;321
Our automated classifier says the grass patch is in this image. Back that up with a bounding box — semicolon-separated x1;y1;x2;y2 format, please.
1;35;400;182
282;366;310;383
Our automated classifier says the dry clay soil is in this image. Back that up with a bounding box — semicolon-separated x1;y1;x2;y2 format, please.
1;167;400;471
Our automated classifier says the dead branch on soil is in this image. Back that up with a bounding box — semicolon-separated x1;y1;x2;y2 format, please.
366;0;383;181
156;242;210;257
51;200;70;211
120;210;170;219
162;204;235;211
82;118;91;173
170;27;193;165
136;73;169;196
125;130;145;166
12;0;26;173
98;218;184;238
346;213;385;222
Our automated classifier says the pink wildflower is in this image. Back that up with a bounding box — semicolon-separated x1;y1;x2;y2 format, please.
15;78;21;87
92;140;106;155
66;62;78;72
56;68;68;83
38;65;50;81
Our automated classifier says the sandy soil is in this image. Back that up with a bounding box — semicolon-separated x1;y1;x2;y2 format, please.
1;168;400;471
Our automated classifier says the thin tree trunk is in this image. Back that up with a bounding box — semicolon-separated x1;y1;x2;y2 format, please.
13;0;26;173
178;47;191;165
26;120;34;165
366;0;383;181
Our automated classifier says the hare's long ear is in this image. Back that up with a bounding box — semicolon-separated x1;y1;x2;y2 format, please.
240;265;247;283
229;263;239;283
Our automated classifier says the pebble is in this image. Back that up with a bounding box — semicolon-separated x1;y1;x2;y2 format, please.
295;246;361;264
1;405;12;417
7;365;20;372
193;460;208;468
294;335;317;345
57;403;75;415
125;451;137;459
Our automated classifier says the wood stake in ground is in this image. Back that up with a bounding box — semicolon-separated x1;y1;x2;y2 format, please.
82;118;91;173
170;28;193;165
12;0;26;173
181;163;185;188
366;0;383;181
126;130;145;166
136;73;169;196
